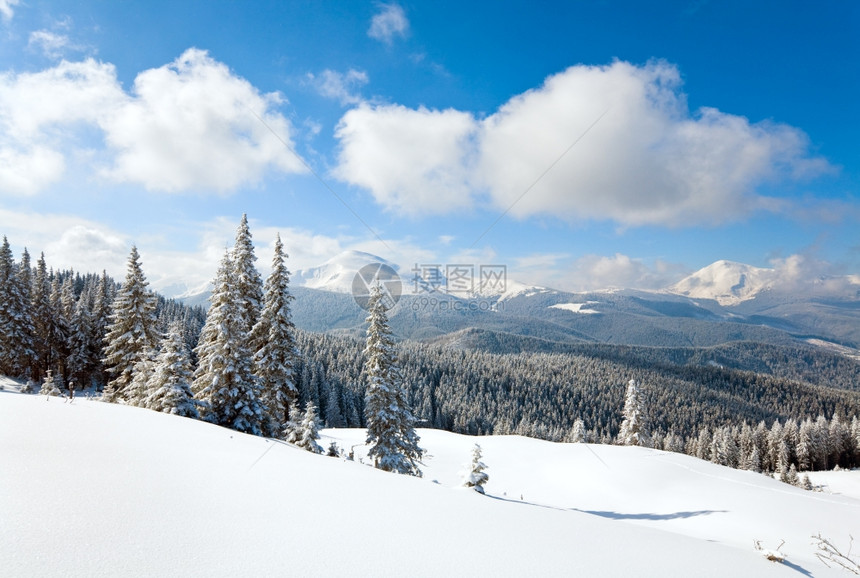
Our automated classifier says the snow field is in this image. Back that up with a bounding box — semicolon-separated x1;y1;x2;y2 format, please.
1;384;855;577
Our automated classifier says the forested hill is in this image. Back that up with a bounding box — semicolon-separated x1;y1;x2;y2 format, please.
427;328;860;392
294;330;860;443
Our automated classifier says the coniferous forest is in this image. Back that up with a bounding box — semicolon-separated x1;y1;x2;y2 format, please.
3;218;860;484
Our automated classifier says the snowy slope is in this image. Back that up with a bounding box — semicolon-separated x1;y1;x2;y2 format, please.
1;383;854;577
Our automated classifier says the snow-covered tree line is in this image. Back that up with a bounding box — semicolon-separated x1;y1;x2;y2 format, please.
666;413;860;476
2;220;425;473
0;236;203;390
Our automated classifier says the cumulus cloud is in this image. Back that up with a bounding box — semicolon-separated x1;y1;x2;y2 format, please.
0;48;305;195
102;49;305;192
769;253;860;297
368;3;409;44
333;60;831;227
306;68;369;106
0;59;123;194
0;209;130;279
334;103;478;215
0;0;19;22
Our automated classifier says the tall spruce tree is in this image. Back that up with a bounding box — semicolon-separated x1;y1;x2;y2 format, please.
363;283;422;476
296;402;323;454
102;246;158;402
67;295;95;387
15;248;36;379
31;253;56;379
0;237;32;377
618;378;650;447
232;214;263;335
146;322;199;418
250;233;299;436
193;251;265;435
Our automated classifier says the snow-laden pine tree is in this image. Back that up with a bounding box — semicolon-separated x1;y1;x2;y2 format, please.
617;378;649;447
49;275;71;380
284;405;303;444
15;248;37;379
39;370;63;397
324;382;345;428
0;237;33;377
296;402;323;454
102;247;158;402
363;283;423;476
91;271;114;387
462;443;489;494
569;418;587;443
193;251;265;435
31;253;58;379
126;347;157;407
250;233;298;437
232;214;263;335
67;295;95;387
145;322;199;418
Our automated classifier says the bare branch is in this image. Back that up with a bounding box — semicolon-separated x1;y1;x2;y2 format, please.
813;534;860;575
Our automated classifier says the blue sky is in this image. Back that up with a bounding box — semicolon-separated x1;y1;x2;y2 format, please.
0;0;857;295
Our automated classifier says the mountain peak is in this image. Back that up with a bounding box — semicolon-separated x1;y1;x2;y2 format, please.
668;260;776;305
295;250;395;293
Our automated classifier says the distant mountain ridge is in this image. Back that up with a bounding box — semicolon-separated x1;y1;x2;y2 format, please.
179;251;860;352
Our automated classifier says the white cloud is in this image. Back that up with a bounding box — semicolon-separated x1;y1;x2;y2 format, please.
334;103;478;215
0;49;306;196
0;58;123;194
307;69;369;106
102;48;306;192
768;253;860;297
368;3;409;44
28;30;70;59
333;60;831;227
0;146;66;195
0;0;19;22
564;253;688;291
0;209;130;279
46;226;129;277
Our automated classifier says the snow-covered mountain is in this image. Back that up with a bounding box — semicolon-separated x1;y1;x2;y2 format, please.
666;260;860;306
2;382;856;577
667;260;778;305
294;250;399;294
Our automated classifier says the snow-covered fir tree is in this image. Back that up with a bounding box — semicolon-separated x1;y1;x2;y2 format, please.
31;253;59;380
617;378;649;447
284;405;303;444
15;248;37;379
67;296;95;387
232;214;263;335
91;271;114;386
250;233;299;437
193;250;265;435
296;402;323;454
463;443;489;494
324;382;345;428
569;418;587;443
126;347;157;407
0;237;34;377
49;275;72;380
363;283;423;476
102;247;158;402
39;370;63;397
145;322;199;418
